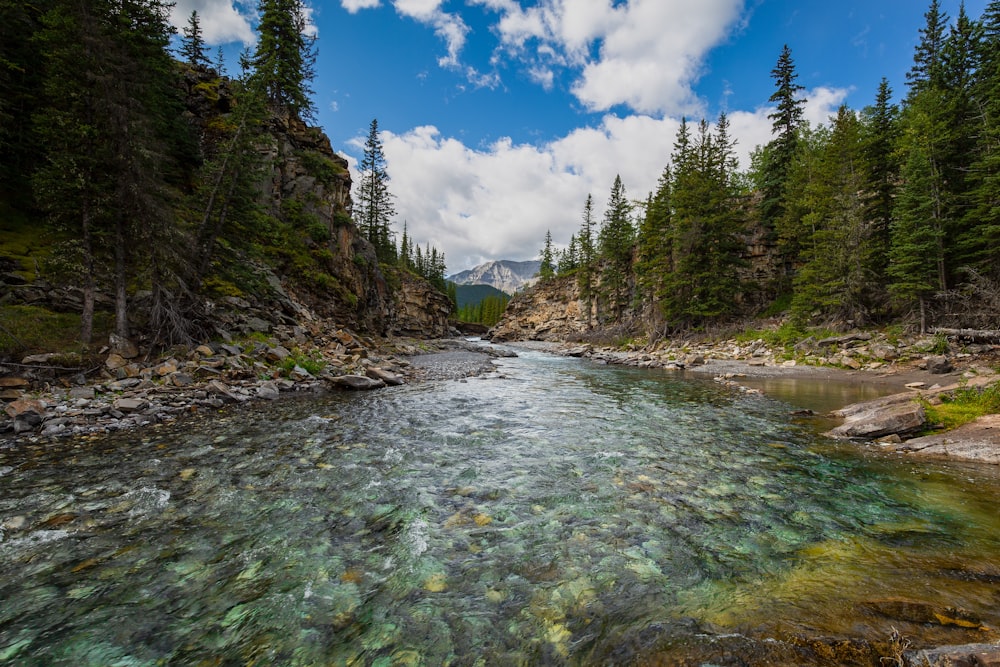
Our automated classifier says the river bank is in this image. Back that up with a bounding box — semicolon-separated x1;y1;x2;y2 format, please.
0;326;509;443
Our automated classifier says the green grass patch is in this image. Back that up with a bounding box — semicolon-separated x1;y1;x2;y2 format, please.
0;305;113;357
923;383;1000;431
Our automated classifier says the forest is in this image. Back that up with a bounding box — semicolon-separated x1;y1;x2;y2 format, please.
0;0;450;352
537;0;1000;336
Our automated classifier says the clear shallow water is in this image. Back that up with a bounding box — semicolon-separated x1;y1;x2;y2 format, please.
2;348;1000;666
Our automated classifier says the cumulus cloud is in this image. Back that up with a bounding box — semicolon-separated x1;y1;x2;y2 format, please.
169;0;256;45
356;87;846;272
342;0;381;12
476;0;745;115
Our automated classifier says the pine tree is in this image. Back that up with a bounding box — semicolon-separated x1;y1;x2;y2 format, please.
964;1;1000;276
355;118;397;263
33;0;189;343
539;230;555;280
860;78;900;287
661;116;744;327
250;0;316;119
889;143;945;332
790;107;873;324
180;10;209;68
576;194;597;328
908;0;950;96
597;175;634;322
761;44;806;252
635;166;672;315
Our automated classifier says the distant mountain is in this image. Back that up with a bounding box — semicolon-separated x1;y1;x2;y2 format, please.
447;260;540;294
452;283;510;309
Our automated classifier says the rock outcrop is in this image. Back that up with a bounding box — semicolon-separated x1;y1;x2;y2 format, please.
488;277;590;342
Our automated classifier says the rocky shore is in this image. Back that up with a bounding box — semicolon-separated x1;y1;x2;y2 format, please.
1;326;509;443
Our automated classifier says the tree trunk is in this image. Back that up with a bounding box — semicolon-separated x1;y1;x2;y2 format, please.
113;213;129;339
80;198;95;345
929;327;1000;343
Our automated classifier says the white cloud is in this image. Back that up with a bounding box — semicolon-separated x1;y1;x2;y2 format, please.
170;0;256;45
355;86;846;273
475;0;745;115
391;0;470;69
342;0;381;12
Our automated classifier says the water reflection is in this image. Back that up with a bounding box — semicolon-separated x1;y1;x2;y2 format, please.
0;348;998;665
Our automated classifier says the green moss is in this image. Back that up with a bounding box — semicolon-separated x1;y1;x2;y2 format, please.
0;305;113;356
297;150;346;187
923;383;1000;431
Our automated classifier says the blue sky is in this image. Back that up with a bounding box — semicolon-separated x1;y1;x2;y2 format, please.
172;0;986;273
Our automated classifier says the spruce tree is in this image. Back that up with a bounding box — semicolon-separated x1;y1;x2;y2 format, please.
355;118;397;263
860;78;900;287
180;10;209;68
790;107;873;324
761;44;806;252
661;116;744;328
539;230;555;280
597;175;634;322
576;194;597;328
964;1;1000;276
251;0;316;119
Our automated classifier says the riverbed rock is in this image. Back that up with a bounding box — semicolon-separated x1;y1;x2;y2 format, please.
114;397;148;413
0;377;29;389
366;366;403;386
4;397;45;421
889;414;1000;464
904;643;1000;667
926;355;954;374
257;382;281;400
826;400;926;439
329;374;384;390
109;333;140;359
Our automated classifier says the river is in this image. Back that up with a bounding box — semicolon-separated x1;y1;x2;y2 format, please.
1;345;999;665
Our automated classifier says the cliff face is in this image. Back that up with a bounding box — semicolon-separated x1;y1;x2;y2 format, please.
489;276;590;342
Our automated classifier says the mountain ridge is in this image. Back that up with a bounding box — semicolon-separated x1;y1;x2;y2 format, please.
447;259;540;295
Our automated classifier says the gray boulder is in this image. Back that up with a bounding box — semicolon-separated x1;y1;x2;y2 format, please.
826;400;926;439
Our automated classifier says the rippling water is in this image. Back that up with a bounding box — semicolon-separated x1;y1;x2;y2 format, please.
2;347;999;665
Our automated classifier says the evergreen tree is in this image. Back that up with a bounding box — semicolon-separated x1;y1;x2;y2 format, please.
576;194;597;327
860;78;900;286
889;142;945;332
964;1;1000;275
635;166;672;316
539;230;555;280
790;107;874;324
597;175;634;321
355;118;397;263
180;10;209;68
660;116;744;327
250;0;316;119
33;0;189;343
761;44;806;257
907;0;950;96
0;0;48;203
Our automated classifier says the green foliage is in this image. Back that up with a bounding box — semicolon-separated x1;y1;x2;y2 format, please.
250;0;317;119
456;294;510;326
0;305;112;356
734;321;807;350
279;349;326;376
298;149;345;187
354;119;397;263
924;383;1000;431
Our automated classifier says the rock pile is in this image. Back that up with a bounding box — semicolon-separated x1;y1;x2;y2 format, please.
0;323;469;441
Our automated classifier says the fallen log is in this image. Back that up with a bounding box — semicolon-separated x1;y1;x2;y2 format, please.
929;327;1000;344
